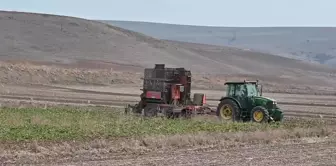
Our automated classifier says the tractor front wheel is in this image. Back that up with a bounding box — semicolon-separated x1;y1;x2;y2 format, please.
216;99;240;122
250;106;269;123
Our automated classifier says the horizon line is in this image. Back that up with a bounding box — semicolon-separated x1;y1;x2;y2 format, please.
1;9;336;28
100;20;336;28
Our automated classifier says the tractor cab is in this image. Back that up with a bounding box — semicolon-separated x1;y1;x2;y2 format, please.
225;80;262;98
217;80;283;123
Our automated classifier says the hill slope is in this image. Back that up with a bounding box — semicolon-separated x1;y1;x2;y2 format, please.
104;20;336;67
0;11;333;73
0;11;336;93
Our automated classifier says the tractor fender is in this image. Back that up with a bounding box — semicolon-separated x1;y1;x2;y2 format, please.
219;97;242;109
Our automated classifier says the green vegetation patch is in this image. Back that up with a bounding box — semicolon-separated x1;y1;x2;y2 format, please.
0;106;326;141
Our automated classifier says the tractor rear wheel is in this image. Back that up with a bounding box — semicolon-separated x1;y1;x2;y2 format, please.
250;106;269;123
216;99;241;122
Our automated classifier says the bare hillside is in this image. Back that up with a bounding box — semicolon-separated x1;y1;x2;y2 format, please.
0;11;333;73
0;11;336;93
105;20;336;67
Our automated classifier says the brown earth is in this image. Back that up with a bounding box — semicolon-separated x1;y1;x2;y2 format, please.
1;127;335;165
0;84;336;120
106;20;336;67
1;11;336;94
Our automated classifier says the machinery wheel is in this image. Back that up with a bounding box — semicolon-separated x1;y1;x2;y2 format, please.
144;104;158;117
250;106;269;123
164;107;174;119
181;109;192;119
216;99;241;122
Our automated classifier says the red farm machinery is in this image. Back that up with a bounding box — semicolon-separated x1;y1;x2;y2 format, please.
125;64;214;118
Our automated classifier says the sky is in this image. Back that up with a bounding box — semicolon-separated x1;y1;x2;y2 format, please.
1;0;335;27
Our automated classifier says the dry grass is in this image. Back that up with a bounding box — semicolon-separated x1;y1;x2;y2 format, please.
0;106;332;141
0;105;334;164
0;125;333;164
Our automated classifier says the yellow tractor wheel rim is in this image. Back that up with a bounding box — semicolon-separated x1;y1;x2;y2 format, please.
220;104;232;120
253;111;264;122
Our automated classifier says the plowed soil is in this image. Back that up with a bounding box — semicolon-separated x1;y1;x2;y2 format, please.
2;136;335;165
1;84;336;120
61;141;336;166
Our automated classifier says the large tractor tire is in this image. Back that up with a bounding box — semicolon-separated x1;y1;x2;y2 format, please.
216;99;241;122
250;106;270;123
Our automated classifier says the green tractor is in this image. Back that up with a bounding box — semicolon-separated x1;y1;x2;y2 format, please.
216;80;283;123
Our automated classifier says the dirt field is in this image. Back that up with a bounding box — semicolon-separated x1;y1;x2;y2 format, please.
1;84;336;120
0;83;336;165
1;128;335;165
1;10;336;165
56;140;336;166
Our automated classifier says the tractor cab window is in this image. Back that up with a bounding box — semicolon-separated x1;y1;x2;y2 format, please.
246;84;258;96
226;84;235;96
234;84;246;97
226;84;247;97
